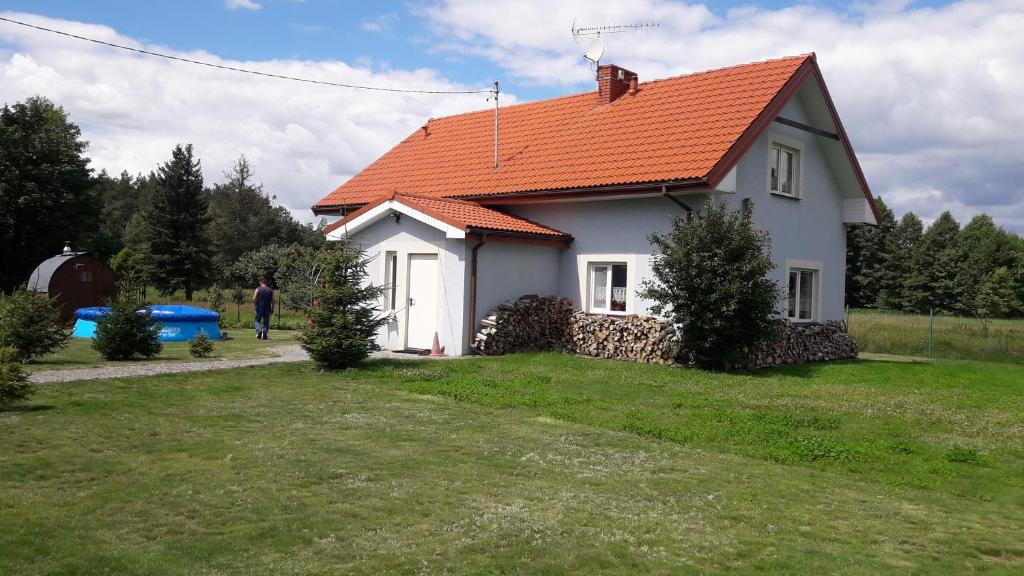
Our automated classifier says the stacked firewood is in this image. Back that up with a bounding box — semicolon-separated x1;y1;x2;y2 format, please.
472;295;677;364
565;312;678;364
473;294;855;369
472;295;573;355
742;320;858;368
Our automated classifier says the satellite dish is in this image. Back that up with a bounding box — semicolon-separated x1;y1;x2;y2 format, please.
584;37;604;63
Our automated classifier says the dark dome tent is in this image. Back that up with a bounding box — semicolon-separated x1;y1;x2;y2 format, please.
27;243;117;322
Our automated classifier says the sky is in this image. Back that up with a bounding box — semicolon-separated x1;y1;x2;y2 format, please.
1;0;1022;232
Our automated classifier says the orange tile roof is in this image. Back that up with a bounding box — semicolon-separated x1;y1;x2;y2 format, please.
323;192;571;238
314;55;812;209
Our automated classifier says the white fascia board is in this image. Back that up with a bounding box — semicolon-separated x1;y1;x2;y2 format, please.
842;197;877;226
326;200;466;240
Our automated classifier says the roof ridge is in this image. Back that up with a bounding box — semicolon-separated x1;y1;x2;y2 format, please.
424;54;813;124
395;191;479;206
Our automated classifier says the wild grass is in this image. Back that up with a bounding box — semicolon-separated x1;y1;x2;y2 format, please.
145;287;308;330
849;308;1024;362
3;353;1023;573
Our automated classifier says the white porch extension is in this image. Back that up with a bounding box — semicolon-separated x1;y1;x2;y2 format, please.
324;192;571;356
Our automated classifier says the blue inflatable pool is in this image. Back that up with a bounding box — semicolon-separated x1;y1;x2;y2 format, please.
73;305;222;342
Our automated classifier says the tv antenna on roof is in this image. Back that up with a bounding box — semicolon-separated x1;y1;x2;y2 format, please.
571;20;658;68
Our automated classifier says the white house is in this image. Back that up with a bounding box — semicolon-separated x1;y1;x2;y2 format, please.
312;54;879;355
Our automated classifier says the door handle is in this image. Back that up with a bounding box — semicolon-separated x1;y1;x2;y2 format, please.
409;297;415;306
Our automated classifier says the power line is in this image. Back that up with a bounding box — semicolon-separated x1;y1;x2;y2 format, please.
0;15;494;95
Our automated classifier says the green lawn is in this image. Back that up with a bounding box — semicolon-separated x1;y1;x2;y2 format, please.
2;354;1023;574
849;308;1024;363
23;330;296;373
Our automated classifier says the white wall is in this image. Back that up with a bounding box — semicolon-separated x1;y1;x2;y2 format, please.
473;240;561;326
509;196;687;316
725;95;848;321
341;215;469;355
504;95;849;321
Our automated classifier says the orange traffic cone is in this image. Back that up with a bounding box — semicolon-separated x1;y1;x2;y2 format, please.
429;332;444;357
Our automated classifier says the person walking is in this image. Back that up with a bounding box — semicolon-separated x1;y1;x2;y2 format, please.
253;278;274;340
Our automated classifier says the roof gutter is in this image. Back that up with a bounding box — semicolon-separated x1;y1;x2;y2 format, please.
312;179;709;214
462;179;707;204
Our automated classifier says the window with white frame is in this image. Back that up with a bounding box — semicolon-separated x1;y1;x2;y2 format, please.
769;141;800;197
383;251;398;310
787;268;817;321
589;263;628;313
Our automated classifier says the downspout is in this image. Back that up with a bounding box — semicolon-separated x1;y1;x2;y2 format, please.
661;185;693;214
468;233;488;353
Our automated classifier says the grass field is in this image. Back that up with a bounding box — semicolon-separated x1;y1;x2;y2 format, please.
23;331;296;373
3;353;1023;574
849;309;1024;362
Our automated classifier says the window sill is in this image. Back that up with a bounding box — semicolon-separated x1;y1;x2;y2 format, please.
786;317;816;323
770;191;801;201
588;310;631;317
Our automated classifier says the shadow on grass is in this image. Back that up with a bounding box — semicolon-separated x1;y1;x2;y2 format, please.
2;404;55;413
745;358;904;379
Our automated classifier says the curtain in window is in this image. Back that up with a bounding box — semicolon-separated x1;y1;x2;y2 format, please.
799;270;814;319
592;265;608;309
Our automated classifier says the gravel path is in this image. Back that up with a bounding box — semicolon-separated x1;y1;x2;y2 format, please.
29;345;311;384
29;345;461;384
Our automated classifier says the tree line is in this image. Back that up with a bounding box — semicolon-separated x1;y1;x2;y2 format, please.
846;198;1024;318
1;96;324;298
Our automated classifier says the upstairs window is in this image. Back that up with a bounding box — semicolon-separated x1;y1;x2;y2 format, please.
590;263;628;313
769;141;801;197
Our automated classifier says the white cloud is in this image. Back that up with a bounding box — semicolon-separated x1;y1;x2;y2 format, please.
225;0;262;11
0;12;505;222
423;0;1024;231
361;13;399;33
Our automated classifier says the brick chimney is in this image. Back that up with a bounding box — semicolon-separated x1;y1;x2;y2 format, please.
597;64;638;104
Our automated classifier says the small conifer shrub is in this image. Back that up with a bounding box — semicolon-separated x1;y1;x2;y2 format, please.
189;331;215;358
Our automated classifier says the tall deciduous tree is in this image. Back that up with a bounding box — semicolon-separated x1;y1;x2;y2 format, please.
0;96;96;293
951;214;1001;314
975;267;1020;319
641;201;779;369
906;211;960;313
846;197;895;308
877;212;924;311
136;144;211;300
90;170;150;258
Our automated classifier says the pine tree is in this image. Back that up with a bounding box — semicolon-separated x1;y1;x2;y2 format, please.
905;212;960;313
207;156;323;274
298;244;388;370
136;144;212;300
846;197;895;308
877;212;923;311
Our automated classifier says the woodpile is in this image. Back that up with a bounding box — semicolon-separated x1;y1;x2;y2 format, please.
473;294;855;369
565;312;677;365
742;320;858;369
472;295;573;355
472;295;677;364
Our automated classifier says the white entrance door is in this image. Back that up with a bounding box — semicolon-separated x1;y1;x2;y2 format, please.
406;254;439;349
